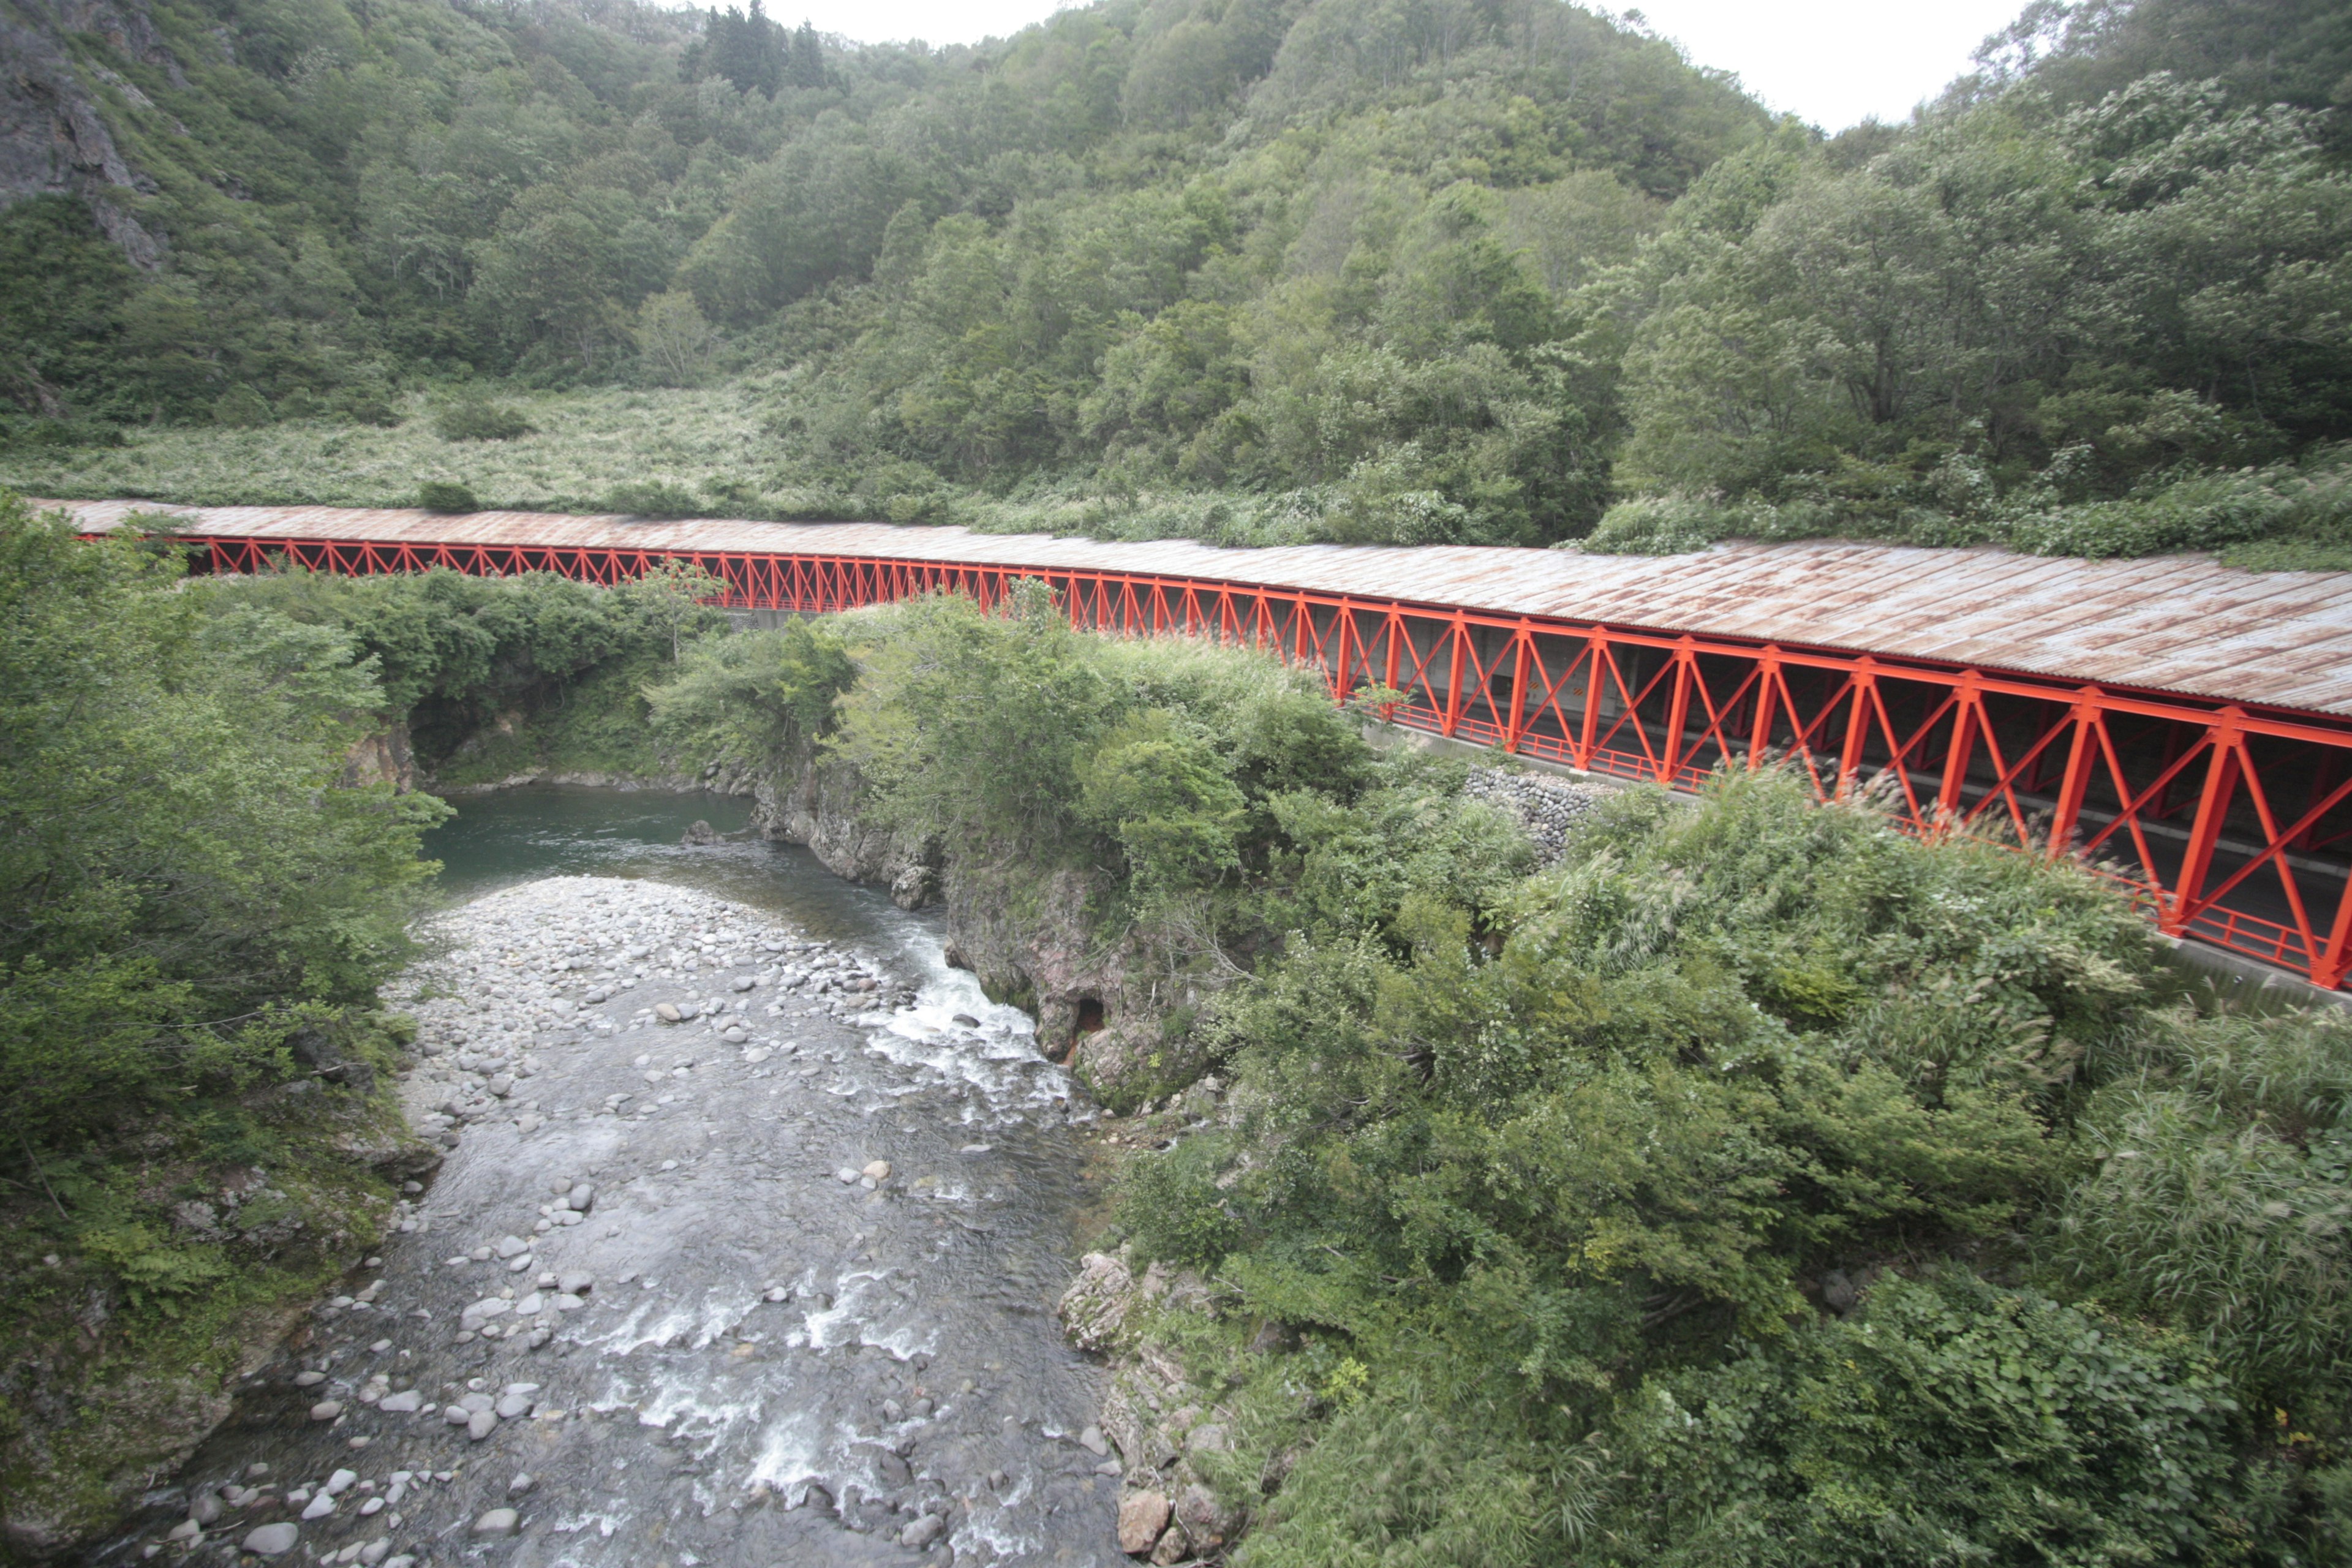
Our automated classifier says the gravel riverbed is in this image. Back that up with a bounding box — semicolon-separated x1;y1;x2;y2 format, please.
102;874;1125;1568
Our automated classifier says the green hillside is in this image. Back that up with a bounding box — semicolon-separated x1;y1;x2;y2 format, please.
2;0;2349;560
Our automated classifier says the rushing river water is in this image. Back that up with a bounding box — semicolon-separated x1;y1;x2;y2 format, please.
95;788;1124;1568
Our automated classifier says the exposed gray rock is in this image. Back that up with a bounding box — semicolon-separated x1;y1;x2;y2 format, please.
1058;1251;1136;1352
241;1522;300;1555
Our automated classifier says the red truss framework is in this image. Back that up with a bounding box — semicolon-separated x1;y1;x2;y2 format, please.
183;531;2352;990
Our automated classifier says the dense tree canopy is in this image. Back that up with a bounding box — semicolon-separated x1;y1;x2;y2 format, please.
2;0;2347;555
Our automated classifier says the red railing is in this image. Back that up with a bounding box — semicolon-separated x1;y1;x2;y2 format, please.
182;532;2352;990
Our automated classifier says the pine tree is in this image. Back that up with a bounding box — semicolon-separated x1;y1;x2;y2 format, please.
788;20;824;89
698;1;783;97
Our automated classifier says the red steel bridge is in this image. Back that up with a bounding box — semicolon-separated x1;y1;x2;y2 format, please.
49;499;2352;991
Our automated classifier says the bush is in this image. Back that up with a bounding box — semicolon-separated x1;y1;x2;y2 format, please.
2;418;125;450
1597;1272;2260;1567
333;387;402;427
645;620;855;766
417;481;480;513
434;399;535;442
603;479;703;518
212;385;274;428
2052;1007;2352;1401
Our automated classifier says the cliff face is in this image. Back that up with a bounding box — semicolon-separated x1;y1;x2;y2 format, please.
748;746;1203;1110
1;0;171;274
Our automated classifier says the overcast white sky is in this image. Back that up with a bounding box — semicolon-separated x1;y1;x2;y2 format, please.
771;0;2032;131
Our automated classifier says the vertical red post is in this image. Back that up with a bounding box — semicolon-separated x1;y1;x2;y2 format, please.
1577;631;1605;769
1662;638;1695;784
1747;649;1780;769
1441;616;1468;737
1504;629;1530;752
2168;714;2243;934
1835;661;1876;799
1382;611;1401;709
1333;601;1355;703
2047;696;2100;859
2315;875;2352;990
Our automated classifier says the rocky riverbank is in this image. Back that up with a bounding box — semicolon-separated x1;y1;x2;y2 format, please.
99;874;1127;1567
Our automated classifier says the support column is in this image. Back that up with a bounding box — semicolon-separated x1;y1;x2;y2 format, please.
1504;629;1530;752
2315;875;2352;991
1662;637;1695;783
1836;660;1877;799
1577;632;1605;769
2048;694;2100;859
1747;649;1780;770
2168;714;2243;934
1441;616;1466;737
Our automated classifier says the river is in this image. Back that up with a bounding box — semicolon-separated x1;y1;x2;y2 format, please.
93;787;1125;1568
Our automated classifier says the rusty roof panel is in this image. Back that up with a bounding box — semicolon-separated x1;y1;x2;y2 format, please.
42;499;2352;718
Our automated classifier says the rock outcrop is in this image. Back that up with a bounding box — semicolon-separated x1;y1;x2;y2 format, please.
1058;1248;1247;1562
748;745;1191;1098
1;0;173;277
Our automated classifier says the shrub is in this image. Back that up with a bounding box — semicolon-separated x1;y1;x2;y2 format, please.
1596;1272;2260;1567
212;385;273;428
417;481;480;513
434;399;535;442
603;479;702;518
646;620;855;766
4;419;124;450
2051;1007;2352;1401
333;388;402;427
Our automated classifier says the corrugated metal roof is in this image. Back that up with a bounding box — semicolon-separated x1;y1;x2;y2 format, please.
42;499;2352;719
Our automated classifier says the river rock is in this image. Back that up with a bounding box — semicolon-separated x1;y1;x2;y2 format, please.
309;1400;343;1422
242;1523;301;1556
495;1234;530;1257
300;1493;336;1520
655;1003;682;1023
1174;1483;1237;1550
323;1468;357;1495
472;1506;521;1536
900;1512;946;1549
494;1391;533;1419
862;1159;891;1182
1117;1489;1171;1555
468;1409;499;1440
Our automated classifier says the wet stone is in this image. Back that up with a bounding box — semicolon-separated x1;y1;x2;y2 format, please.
243;1521;301;1556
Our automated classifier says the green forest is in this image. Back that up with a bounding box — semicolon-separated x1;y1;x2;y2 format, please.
4;0;2350;563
